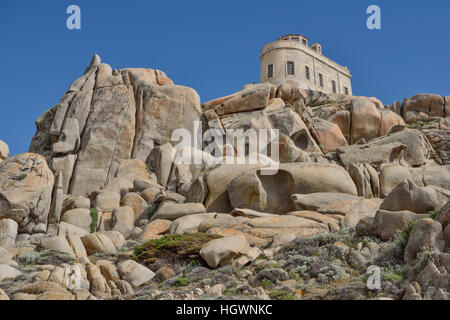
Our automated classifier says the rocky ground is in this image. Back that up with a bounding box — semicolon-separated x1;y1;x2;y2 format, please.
0;54;449;300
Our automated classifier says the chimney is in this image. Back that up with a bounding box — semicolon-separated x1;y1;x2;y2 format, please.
311;43;322;55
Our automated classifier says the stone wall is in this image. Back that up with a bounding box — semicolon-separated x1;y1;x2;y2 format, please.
260;39;352;95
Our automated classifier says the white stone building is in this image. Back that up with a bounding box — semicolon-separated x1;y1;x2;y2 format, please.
260;34;352;95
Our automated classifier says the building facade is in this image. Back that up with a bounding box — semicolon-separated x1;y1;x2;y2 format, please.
260;34;352;95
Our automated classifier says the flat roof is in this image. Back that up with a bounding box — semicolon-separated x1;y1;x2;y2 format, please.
278;34;309;40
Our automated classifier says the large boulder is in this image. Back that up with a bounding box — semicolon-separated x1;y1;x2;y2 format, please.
111;206;135;236
422;165;450;190
114;159;155;185
0;140;9;162
347;163;379;198
39;235;76;257
350;98;381;144
0;264;21;282
291;193;360;211
379;164;413;197
244;215;329;238
152;202;206;221
0;219;18;248
380;179;438;214
138;219;171;242
214;83;270;116
274;134;310;163
0;153;54;234
121;192;148;223
336;142;406;168
118;260;155;288
95;192;120;212
228;163;357;214
81;232;117;256
374;210;424;240
309;118;347;153
199;235;250;268
421;120;450;165
132;83;202;161
367;129;431;167
169;213;216;234
146;143;174;187
60;208;92;232
267;107;320;153
402;94;444;123
205;163;263;213
379;109;405;136
29;55;201;197
404;218;445;263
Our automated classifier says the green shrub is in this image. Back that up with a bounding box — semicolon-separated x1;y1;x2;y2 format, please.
133;233;221;267
19;249;75;266
89;208;99;233
269;289;297;300
16;173;27;181
428;211;438;220
260;279;273;289
175;277;192;287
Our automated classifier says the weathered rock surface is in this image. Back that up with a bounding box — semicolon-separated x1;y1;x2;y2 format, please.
404;218;445;263
29;55;201;197
402;94;444;123
0;153;54;234
200;235;250;268
380;179;438;214
374;210;424;240
228;163;357;214
0;219;18;248
0;140;9;162
152;202;206;221
214;83;270;116
3;60;449;301
118;260;155;287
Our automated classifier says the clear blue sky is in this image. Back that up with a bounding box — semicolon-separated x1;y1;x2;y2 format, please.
1;0;449;155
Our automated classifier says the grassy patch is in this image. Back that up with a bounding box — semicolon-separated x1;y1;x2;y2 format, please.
288;270;299;280
428;210;439;220
174;277;192;287
133;233;221;267
89;208;98;233
398;220;417;248
16;173;27;181
269;289;297;300
260;279;273;289
19;249;75;266
267;262;282;269
223;287;238;295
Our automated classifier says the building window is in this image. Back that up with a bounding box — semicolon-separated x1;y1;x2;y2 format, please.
287;61;295;76
332;80;336;93
302;39;307;45
291;37;299;42
305;66;310;80
319;73;324;87
267;64;273;78
344;87;349;95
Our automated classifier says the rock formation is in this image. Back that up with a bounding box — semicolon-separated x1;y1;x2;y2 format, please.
0;55;449;301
